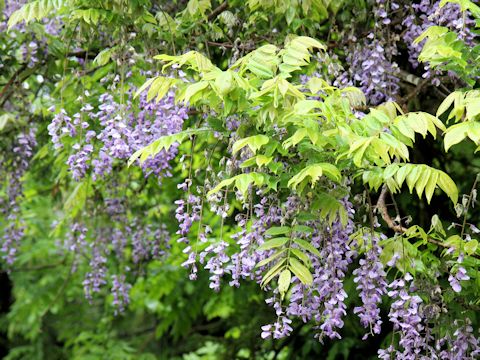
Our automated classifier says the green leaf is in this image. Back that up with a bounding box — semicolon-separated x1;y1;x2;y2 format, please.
150;77;177;102
256;249;287;268
380;164;457;204
465;240;478;255
255;155;273;167
444;122;480;151
306;77;332;94
465;96;480;120
437;92;458;117
128;128;210;166
288;163;341;190
293;239;321;258
437;171;459;204
70;8;116;25
415;167;431;199
155;51;216;73
214;71;234;96
289;258;313;285
264;226;291;236
444;235;463;253
285;5;295;25
342;87;366;107
313;193;349;225
429;215;446;236
292;225;313;234
261;258;286;287
349;138;373;167
232;135;269;155
406;165;422;193
444;122;470;151
245;44;278;78
207;172;268;196
8;0;65;28
182;81;209;103
0;114;15;132
134;76;177;101
393;112;446;140
413;26;449;45
93;47;115;66
425;171;439;203
186;0;211;17
279;36;325;75
278;269;291;297
290;248;311;266
257;237;289;251
439;0;480;17
236;173;264;195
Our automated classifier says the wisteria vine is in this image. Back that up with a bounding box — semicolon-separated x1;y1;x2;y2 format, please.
1;0;480;358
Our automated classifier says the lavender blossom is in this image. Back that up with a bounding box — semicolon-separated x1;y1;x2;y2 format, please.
448;265;470;293
353;234;388;338
83;245;108;300
381;273;430;359
337;36;400;105
111;274;131;314
0;129;37;264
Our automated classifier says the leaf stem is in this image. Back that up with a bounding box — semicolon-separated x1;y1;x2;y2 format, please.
460;173;479;239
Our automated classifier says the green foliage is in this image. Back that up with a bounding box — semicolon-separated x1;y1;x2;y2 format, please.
339;108;446;167
440;0;480;16
8;0;66;28
208;172;275;196
125;34;470;307
3;0;480;358
127;34;468;299
247;0;340;27
436;90;480;151
129;128;212;166
363;164;458;204
231;135;270;154
415;24;480;86
287;163;341;190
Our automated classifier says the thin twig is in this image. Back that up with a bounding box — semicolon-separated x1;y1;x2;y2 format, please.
377;186;407;233
460;174;479;238
206;41;256;51
376;186;480;259
207;1;228;21
0;65;28;107
398;77;430;106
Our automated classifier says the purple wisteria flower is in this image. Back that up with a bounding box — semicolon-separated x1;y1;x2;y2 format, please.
48;76;188;182
353;234;388;338
314;213;357;342
111;274;132;314
261;315;293;339
83;245;108;300
0;129;37;264
448;266;470;293
336;36;400;105
380;273;433;359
